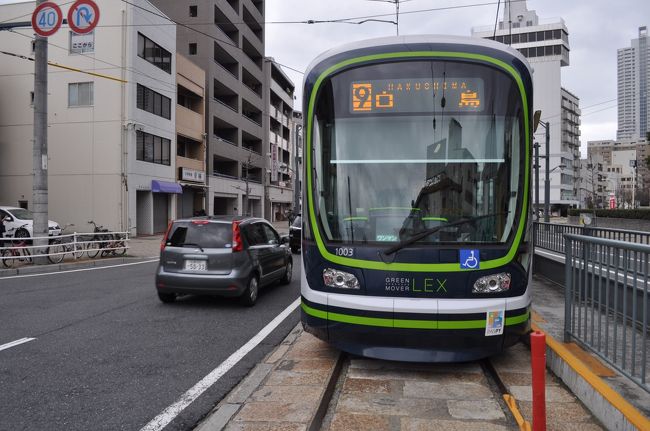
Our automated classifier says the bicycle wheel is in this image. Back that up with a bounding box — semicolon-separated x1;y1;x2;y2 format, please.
20;246;32;264
1;249;15;268
71;241;85;259
87;237;101;258
113;236;127;256
47;242;65;264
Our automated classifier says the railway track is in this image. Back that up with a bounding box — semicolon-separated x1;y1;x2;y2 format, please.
314;349;530;431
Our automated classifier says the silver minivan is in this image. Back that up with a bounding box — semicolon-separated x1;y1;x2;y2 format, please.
155;216;293;306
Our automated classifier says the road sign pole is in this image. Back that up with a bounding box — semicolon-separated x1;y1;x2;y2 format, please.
32;0;49;264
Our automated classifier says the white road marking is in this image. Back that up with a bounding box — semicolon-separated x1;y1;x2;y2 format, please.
0;337;36;352
140;297;301;431
0;259;159;280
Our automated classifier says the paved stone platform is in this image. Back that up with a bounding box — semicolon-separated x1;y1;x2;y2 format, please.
195;324;604;431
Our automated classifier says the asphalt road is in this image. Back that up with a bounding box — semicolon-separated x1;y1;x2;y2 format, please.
0;259;301;431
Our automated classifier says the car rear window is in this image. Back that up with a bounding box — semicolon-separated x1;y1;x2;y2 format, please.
167;221;232;248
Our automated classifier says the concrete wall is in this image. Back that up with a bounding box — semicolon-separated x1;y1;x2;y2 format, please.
567;215;650;231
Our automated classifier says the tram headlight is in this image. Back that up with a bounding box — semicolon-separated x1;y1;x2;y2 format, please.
323;268;360;290
473;273;511;293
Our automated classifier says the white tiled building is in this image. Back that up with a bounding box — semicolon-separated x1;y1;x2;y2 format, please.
472;0;581;211
0;0;177;235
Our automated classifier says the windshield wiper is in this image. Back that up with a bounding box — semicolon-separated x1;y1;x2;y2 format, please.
176;242;204;252
380;212;508;259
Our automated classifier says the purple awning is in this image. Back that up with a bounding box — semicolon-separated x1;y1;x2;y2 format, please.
152;180;182;194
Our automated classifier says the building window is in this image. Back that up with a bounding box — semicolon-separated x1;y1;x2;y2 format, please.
29;91;34;105
136;130;171;165
68;82;94;106
137;33;172;74
189;5;197;17
189;43;197;55
137;84;172;120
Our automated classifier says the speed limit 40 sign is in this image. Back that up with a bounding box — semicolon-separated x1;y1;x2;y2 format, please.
31;1;63;37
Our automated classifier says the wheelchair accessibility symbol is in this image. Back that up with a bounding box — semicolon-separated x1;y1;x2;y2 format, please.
460;249;480;270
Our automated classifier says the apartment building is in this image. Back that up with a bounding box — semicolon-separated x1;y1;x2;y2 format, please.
150;0;267;218
176;54;207;218
0;0;177;235
291;111;303;214
617;26;649;140
264;59;295;222
472;0;581;211
561;89;582;203
587;138;649;206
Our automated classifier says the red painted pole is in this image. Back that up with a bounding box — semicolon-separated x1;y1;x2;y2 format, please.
531;331;547;431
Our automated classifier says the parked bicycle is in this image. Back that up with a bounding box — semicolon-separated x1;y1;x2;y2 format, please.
46;224;82;264
101;231;127;257
1;234;32;268
85;221;111;259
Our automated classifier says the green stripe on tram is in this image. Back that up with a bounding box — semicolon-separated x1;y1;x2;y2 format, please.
301;301;529;330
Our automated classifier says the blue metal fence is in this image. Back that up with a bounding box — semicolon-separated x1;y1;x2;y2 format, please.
563;234;649;392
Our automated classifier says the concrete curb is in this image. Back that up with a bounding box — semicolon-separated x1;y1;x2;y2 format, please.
0;255;159;277
194;324;343;431
307;346;344;431
532;323;650;431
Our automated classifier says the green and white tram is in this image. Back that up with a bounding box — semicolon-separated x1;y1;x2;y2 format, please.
300;35;533;362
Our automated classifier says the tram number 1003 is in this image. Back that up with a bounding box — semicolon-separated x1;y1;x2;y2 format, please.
335;247;354;257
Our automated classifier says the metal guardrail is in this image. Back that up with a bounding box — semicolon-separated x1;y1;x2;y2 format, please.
534;222;650;254
0;231;129;267
564;234;649;392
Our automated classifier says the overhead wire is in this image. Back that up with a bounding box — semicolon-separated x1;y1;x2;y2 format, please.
7;28;177;94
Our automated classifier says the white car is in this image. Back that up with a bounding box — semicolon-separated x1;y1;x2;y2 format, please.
0;206;61;238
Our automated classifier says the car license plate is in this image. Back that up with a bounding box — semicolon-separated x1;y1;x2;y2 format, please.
185;260;206;271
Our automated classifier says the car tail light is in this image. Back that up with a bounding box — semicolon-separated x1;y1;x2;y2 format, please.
191;220;210;225
161;221;173;252
232;221;243;252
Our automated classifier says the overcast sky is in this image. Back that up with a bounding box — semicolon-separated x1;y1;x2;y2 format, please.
265;0;650;156
2;0;648;156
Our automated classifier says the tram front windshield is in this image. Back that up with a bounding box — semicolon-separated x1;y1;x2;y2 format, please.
312;60;525;245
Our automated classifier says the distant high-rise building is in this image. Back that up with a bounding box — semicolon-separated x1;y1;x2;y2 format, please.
617;26;649;140
472;0;580;211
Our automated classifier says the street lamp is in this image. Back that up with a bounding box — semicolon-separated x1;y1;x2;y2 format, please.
537;121;551;223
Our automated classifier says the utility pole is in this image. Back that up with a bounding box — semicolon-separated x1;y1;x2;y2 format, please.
543;121;551;223
243;151;251;216
293;123;302;215
534;142;540;217
33;0;49;263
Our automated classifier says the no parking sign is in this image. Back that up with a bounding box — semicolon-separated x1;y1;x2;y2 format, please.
68;0;100;34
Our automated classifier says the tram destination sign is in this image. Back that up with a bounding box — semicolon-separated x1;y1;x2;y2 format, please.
351;78;485;114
